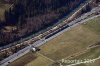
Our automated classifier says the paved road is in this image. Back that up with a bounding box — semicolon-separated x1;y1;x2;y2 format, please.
1;4;100;66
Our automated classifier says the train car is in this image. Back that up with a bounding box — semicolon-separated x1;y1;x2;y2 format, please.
45;25;69;39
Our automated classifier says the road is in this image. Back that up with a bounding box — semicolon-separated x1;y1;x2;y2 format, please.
1;5;100;66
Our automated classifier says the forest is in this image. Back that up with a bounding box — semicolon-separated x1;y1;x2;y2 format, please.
0;0;97;46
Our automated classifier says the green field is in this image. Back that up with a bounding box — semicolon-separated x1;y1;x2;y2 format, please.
7;16;100;66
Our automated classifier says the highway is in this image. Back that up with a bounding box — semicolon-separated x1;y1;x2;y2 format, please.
1;5;100;66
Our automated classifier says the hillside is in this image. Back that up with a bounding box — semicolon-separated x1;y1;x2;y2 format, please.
0;0;94;46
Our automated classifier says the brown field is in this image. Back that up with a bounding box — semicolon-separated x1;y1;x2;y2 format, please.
25;52;53;66
7;17;100;66
7;52;53;66
67;46;100;66
38;17;100;61
7;52;37;66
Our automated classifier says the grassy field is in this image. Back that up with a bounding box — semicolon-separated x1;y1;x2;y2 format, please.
7;52;37;66
38;17;100;60
7;52;53;66
7;16;100;66
0;0;11;21
25;52;54;66
66;46;100;66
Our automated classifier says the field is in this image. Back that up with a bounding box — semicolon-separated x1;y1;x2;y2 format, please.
7;52;53;66
0;0;11;21
7;16;100;66
67;46;100;66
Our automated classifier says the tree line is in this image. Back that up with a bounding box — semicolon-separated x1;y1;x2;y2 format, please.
0;0;91;46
